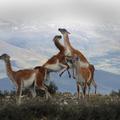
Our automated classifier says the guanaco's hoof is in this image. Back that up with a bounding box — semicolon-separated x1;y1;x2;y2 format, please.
69;76;71;78
73;76;76;79
59;74;62;77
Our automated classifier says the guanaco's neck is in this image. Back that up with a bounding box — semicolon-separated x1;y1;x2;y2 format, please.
63;33;74;51
4;60;15;83
54;39;65;53
63;33;88;63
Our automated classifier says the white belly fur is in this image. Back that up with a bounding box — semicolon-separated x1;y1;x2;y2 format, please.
23;73;36;88
45;60;62;72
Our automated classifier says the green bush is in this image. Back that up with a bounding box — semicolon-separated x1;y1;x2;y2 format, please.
36;81;58;97
47;81;58;94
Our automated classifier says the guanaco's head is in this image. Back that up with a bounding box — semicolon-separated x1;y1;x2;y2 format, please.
0;53;10;62
65;55;80;64
53;35;62;42
72;55;80;63
58;28;70;34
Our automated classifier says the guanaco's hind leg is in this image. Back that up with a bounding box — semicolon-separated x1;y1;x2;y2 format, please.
80;82;87;99
30;81;36;98
76;82;80;99
87;85;91;98
16;83;22;104
92;79;97;94
39;84;51;100
72;67;76;79
83;87;86;98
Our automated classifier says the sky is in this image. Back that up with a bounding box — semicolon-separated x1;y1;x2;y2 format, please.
0;0;120;24
0;0;120;75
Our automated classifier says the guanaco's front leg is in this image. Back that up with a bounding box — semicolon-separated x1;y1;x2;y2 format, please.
59;63;71;78
72;66;76;79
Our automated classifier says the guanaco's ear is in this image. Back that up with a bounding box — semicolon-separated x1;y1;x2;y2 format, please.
58;28;61;31
53;35;62;41
66;30;70;34
58;28;70;34
57;35;62;39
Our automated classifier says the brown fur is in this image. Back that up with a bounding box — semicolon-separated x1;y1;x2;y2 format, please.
43;54;66;66
34;66;46;87
43;36;66;66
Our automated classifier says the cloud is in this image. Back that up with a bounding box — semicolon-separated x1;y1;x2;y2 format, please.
0;0;120;24
0;0;120;75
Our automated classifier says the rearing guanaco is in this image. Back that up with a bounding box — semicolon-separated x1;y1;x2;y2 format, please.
58;28;97;98
72;56;96;98
43;35;71;79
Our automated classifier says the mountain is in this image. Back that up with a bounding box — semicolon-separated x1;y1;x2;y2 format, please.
0;77;14;91
0;70;120;94
52;70;120;94
94;70;120;93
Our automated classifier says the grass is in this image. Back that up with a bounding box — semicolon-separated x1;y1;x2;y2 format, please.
0;93;120;120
